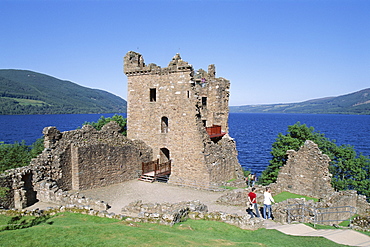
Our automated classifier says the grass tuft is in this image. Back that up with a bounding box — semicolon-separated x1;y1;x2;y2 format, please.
273;191;319;203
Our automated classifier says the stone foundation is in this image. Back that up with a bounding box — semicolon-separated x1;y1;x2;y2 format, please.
121;200;263;230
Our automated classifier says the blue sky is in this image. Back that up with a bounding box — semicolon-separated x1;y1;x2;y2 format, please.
1;0;369;106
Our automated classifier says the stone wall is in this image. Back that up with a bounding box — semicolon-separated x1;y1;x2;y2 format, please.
0;121;152;210
124;51;244;189
273;140;335;199
121;200;263;230
43;122;152;191
0;173;17;209
217;186;370;225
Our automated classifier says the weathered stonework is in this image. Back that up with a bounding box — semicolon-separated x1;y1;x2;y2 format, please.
0;121;152;210
124;51;244;189
43;122;152;191
121;199;263;230
273;140;335;199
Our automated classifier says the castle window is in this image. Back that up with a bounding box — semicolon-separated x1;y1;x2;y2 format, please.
160;148;170;163
150;88;156;102
161;116;168;133
187;91;190;98
202;97;207;106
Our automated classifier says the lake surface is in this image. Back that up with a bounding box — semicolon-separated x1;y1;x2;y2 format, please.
1;113;369;176
228;113;370;176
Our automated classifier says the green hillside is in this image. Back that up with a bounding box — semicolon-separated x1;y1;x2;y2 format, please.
0;69;126;115
230;88;370;115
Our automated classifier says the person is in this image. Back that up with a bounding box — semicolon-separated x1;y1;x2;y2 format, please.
247;187;260;218
252;173;257;186
247;173;253;187
263;187;274;219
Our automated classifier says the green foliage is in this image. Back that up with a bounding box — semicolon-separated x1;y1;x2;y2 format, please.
0;212;342;246
273;191;319;203
0;187;10;199
0;69;127;115
0;138;44;173
242;168;251;177
260;122;370;200
83;114;127;136
29;137;45;158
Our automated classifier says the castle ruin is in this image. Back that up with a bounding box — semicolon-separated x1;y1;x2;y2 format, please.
124;51;244;189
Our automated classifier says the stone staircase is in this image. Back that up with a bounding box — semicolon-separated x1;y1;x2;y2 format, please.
139;172;170;183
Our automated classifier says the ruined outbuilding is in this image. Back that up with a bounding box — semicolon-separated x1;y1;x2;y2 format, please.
273;140;335;199
124;51;244;189
0;122;151;209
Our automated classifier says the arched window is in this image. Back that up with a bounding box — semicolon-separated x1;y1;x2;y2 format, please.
161;116;168;133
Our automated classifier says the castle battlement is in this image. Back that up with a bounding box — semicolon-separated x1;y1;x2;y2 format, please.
124;51;193;76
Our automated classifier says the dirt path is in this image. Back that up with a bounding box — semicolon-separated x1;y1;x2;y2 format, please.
80;180;247;215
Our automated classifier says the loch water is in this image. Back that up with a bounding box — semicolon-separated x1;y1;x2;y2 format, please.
1;113;369;176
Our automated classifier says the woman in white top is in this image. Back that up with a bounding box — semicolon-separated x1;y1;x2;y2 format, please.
263;187;274;219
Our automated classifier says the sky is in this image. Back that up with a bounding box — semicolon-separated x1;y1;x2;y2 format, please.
1;0;369;106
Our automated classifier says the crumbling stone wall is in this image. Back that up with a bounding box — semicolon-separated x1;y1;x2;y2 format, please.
273;140;335;199
124;51;244;189
121;200;263;230
0;121;152;210
43;122;152;191
0;173;16;209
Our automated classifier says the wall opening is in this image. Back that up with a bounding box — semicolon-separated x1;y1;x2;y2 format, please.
159;148;170;163
21;173;37;207
161;116;169;133
150;88;156;102
202;97;207;106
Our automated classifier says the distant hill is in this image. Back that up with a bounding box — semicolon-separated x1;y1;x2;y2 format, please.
0;69;127;115
230;88;370;115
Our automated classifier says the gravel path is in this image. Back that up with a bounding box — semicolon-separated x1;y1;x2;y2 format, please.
80;180;247;215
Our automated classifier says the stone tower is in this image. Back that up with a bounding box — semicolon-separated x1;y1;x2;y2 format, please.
124;51;243;189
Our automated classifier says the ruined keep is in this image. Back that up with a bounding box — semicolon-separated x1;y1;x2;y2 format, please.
124;51;244;189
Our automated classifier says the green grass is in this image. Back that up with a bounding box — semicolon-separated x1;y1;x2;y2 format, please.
0;212;345;246
274;191;319;203
2;97;49;106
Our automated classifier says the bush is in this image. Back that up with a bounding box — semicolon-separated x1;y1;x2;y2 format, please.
0;138;44;173
83;114;127;135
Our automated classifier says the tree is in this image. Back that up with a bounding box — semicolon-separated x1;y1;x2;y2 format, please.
0;138;44;173
82;114;127;135
260;122;370;199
